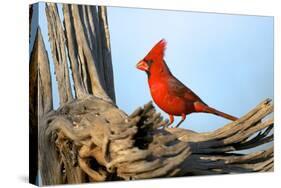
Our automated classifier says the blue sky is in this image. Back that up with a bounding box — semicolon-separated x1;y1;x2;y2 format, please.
107;6;273;132
37;3;273;132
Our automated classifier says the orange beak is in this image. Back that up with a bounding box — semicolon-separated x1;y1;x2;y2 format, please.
136;60;149;71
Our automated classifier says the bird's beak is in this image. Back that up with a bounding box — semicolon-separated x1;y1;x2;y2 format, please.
136;60;149;71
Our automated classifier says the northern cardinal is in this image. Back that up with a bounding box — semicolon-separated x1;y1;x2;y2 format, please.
136;39;238;128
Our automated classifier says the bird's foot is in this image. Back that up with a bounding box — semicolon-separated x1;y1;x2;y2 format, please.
174;122;182;128
173;114;186;128
166;115;174;128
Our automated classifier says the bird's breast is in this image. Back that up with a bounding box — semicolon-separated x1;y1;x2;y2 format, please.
149;80;193;116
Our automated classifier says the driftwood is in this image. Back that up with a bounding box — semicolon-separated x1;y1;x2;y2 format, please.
38;97;273;185
29;2;274;186
29;26;53;184
45;4;73;105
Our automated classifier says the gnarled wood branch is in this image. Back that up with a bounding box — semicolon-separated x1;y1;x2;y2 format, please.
39;97;273;185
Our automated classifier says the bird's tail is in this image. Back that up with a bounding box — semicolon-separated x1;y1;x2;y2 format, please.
194;102;238;121
205;106;238;121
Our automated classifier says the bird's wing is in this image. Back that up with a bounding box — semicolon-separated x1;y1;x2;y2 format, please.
167;77;204;103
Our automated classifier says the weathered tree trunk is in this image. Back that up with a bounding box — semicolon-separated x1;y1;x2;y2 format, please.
29;3;274;186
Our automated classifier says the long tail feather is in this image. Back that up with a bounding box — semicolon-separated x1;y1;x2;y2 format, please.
194;101;238;121
205;106;238;121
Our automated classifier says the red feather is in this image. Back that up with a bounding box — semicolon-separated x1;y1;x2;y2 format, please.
144;39;166;61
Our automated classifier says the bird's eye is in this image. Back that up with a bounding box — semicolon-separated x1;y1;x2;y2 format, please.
145;59;153;66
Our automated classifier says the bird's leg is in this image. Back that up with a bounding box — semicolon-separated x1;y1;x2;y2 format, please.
167;115;174;127
175;114;186;128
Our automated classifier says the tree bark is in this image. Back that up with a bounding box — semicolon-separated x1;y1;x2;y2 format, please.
29;2;274;186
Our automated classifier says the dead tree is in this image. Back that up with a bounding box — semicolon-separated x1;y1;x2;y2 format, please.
29;3;273;185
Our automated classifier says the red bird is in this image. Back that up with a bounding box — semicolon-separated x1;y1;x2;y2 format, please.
136;39;238;128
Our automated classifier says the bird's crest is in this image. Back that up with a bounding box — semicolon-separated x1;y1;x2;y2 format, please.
145;39;167;60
